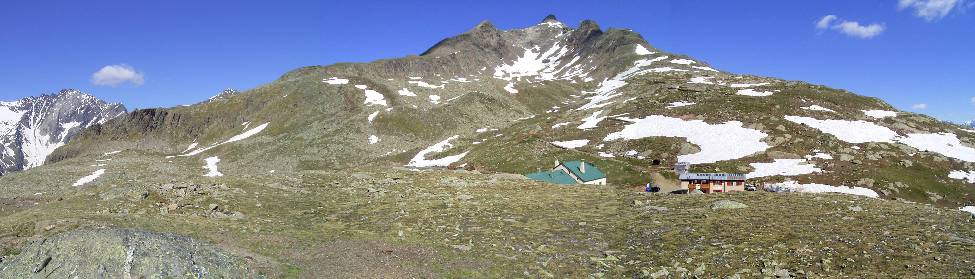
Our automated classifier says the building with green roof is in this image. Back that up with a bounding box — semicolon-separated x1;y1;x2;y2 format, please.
525;160;607;185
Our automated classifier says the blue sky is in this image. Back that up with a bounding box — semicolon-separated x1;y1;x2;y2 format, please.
1;1;972;122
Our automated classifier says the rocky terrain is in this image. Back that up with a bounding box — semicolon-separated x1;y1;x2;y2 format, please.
0;89;125;175
1;15;974;278
1;161;973;277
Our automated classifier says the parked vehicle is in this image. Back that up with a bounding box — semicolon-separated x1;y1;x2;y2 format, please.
645;183;660;193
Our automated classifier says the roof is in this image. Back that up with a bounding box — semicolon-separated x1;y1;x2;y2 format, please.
560;160;606;182
679;172;746;181
526;170;578;185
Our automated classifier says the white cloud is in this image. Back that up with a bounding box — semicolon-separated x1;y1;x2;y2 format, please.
816;15;838;29
814;15;885;39
911;103;928;109
833;21;886;38
898;0;961;21
91;64;145;86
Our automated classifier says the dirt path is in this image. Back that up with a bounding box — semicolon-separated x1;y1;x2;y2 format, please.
650;172;682;193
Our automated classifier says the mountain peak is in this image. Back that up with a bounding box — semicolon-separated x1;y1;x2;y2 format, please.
421;20;505;57
538;14;566;28
56;88;83;96
578;19;601;33
541;14;559;23
469;20;498;33
208;88;241;102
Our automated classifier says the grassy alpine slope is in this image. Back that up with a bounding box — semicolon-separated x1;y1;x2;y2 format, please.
2;15;975;277
1;154;974;277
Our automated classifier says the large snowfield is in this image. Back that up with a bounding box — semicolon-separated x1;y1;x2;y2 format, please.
765;181;879;198
604;116;769;164
786;116;975;162
785;116;898;143
747;159;821;179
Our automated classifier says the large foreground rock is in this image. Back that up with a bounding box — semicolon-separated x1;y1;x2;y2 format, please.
0;228;258;278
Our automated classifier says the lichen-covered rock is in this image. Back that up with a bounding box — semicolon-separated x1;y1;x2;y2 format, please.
0;228;263;278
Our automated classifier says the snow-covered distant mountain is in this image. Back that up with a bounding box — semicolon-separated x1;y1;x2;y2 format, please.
0;89;125;175
207;88;241;103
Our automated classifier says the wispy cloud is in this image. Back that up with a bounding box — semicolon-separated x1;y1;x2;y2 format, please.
816;15;838;29
814;15;885;39
911;103;929;109
898;0;962;21
92;64;145;86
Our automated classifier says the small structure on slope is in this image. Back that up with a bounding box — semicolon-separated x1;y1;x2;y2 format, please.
526;160;607;185
674;162;747;193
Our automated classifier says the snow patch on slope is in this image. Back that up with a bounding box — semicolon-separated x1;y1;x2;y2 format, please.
73;169;106;187
182;142;199;153
503;82;518;94
729;82;770;88
688;77;715;84
805;152;834;160
323;77;349;85
355;85;387;106
407;135;469;168
577;110;606;130
397;88;417;97
948;170;975;183
408;80;444;89
181;123;269;156
667;101;696;109
493;42;573;81
203;156;223;177
801;105;834;112
551;139;589;149
863;110;897;119
961;206;975;216
736;89;773;97
634;44;653;55
367;111;379;123
692;66;719;72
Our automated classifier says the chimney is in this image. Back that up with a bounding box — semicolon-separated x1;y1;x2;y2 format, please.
580;160;586;174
